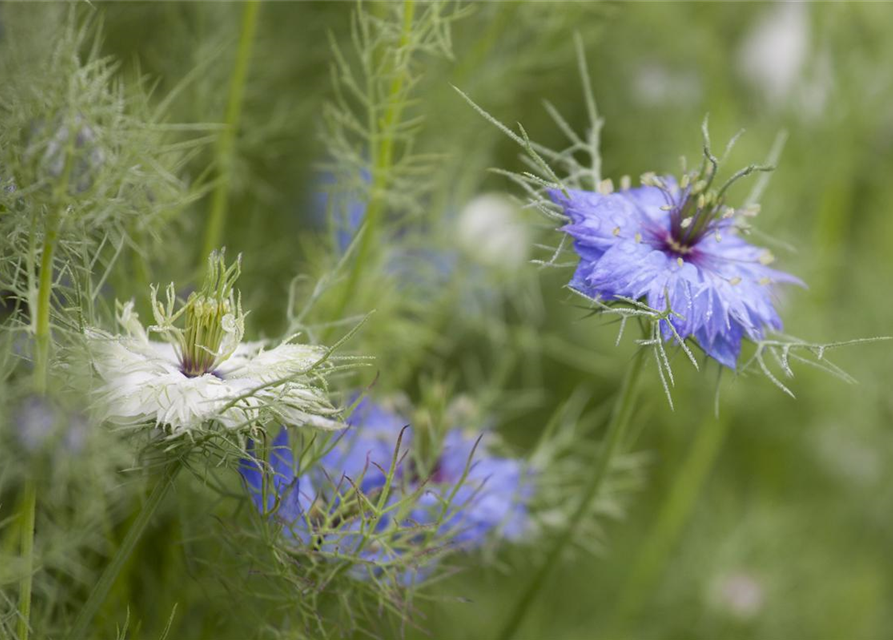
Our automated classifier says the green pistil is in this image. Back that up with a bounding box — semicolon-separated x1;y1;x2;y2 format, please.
150;250;245;378
669;177;725;249
180;294;234;377
654;120;775;252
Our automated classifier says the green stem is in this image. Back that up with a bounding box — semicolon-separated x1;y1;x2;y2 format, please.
66;460;183;640
610;412;730;636
32;212;60;395
200;0;261;264
495;348;647;640
16;482;37;640
323;0;415;343
19;207;61;639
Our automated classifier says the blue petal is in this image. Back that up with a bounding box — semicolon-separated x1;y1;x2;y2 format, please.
321;397;411;494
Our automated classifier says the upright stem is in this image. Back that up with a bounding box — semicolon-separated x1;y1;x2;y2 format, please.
200;0;261;264
66;460;183;640
21;203;62;640
32;211;60;395
22;100;75;634
324;0;416;342
610;413;730;635
495;348;647;640
16;483;37;640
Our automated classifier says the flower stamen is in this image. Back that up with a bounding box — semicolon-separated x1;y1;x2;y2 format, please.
150;250;245;378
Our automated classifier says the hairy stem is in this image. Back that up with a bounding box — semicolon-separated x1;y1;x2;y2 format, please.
495;348;646;640
200;0;261;264
611;413;730;635
324;0;416;342
66;459;183;640
16;482;37;640
32;211;60;395
22;101;77;636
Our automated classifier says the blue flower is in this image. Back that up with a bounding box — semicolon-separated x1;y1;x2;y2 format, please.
320;396;412;494
416;429;533;547
239;398;534;576
313;167;370;253
550;177;804;368
240;429;315;543
11;395;88;454
239;398;412;551
239;418;413;579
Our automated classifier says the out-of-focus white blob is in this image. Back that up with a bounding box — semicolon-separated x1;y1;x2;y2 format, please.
739;2;810;106
457;193;530;271
632;63;702;108
711;572;765;621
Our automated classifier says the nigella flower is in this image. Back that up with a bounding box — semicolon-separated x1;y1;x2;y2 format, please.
313;166;370;253
320;396;413;494
241;428;316;544
24;113;106;195
89;251;341;433
239;399;411;545
321;396;533;548
239;397;534;579
415;428;533;547
551;165;804;368
8;395;88;454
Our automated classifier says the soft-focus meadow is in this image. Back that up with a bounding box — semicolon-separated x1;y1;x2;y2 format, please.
1;2;893;639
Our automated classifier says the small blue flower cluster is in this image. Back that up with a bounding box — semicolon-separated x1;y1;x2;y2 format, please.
240;397;533;578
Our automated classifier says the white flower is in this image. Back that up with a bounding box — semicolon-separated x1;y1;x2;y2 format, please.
88;252;343;434
739;2;809;106
711;572;765;620
457;193;530;271
631;63;701;108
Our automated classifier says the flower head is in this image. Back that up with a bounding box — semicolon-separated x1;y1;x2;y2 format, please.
89;251;341;433
239;396;534;571
415;428;533;546
24;112;106;195
9;395;88;454
321;396;412;494
551;165;804;368
314;167;370;253
240;399;411;538
241;428;316;544
239;423;408;577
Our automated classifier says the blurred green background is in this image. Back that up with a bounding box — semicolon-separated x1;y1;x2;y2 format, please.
7;1;893;638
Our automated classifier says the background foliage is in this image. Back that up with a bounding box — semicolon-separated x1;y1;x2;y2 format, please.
2;2;892;639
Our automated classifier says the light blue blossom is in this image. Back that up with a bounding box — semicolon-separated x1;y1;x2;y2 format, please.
416;429;533;547
239;420;411;577
11;395;88;454
239;397;534;576
320;396;412;494
240;428;315;544
551;177;804;368
313;167;370;253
